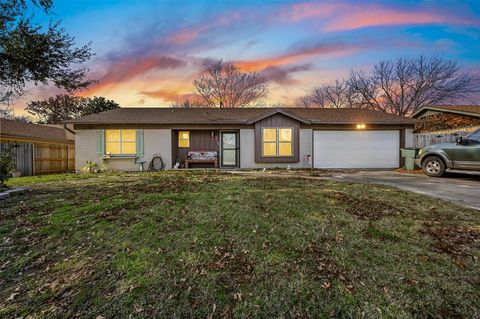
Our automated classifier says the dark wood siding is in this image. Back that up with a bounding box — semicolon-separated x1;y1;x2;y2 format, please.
172;130;220;167
255;114;300;163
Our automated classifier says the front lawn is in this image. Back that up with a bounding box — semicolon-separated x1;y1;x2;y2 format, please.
1;171;479;318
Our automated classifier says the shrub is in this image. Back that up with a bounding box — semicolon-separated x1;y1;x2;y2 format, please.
81;160;98;173
0;151;15;186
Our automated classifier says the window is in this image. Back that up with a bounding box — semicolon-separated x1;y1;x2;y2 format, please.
468;130;480;143
105;129;136;155
262;128;293;157
178;131;190;148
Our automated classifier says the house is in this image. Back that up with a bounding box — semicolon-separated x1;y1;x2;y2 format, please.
68;107;416;171
411;105;480;133
411;105;480;148
0;119;75;175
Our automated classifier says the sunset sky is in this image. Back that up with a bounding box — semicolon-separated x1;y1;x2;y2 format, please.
13;0;480;114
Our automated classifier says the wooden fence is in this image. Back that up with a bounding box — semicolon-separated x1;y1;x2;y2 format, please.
34;143;75;174
414;126;480;148
0;142;75;176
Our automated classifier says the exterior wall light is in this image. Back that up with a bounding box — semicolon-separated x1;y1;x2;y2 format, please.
356;124;366;129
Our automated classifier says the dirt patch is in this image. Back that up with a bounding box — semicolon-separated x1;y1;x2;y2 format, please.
127;173;224;194
395;168;425;175
421;222;480;257
307;243;354;293
202;241;254;290
328;191;398;220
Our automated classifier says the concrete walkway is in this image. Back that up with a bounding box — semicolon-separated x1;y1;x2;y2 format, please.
231;170;480;210
331;170;480;210
0;187;28;200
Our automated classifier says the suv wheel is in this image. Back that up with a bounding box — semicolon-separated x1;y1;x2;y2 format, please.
422;156;446;177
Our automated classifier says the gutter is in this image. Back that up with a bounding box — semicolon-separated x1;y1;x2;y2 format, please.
63;124;76;135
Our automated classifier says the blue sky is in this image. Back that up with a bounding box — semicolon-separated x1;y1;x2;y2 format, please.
15;0;480;112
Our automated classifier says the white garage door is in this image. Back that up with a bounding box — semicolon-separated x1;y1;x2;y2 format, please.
313;130;400;168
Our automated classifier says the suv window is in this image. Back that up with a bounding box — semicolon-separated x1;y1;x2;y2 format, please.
467;130;480;143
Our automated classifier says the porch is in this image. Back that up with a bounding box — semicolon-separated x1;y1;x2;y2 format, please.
172;129;239;169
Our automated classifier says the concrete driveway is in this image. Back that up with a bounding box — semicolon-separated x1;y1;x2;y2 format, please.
331;170;480;210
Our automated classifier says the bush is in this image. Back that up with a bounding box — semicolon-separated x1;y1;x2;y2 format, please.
81;160;98;173
0;151;15;186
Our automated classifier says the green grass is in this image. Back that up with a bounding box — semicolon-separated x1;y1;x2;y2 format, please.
1;171;479;318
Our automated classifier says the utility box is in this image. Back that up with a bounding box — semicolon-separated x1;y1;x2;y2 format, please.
401;148;419;170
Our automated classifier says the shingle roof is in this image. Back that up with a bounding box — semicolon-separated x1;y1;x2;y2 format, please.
68;107;416;125
0;119;74;143
411;105;480;118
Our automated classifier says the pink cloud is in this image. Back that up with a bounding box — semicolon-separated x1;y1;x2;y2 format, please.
81;55;186;95
167;26;209;45
281;2;479;32
138;89;202;104
286;3;340;22
167;10;243;45
235;42;362;71
324;6;477;32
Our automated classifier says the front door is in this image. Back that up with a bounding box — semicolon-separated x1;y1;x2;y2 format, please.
221;132;239;168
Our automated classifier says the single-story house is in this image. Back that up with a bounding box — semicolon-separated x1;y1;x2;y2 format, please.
68;107;415;171
0;119;75;175
411;105;480;133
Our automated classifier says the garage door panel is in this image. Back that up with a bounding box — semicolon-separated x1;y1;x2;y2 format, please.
314;131;400;168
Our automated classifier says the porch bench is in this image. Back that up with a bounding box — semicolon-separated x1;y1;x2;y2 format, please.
185;151;218;168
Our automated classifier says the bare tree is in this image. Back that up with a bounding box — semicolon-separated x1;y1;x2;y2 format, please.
193;60;268;108
296;95;314;108
297;79;360;108
347;55;479;116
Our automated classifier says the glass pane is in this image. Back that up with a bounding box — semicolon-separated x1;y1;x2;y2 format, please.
469;131;480;142
279;142;292;156
263;142;277;156
105;130;120;142
179;139;189;148
122;141;136;154
222;133;236;149
106;142;121;154
263;128;276;142
122;129;136;142
279;128;292;142
222;149;236;166
179;131;189;140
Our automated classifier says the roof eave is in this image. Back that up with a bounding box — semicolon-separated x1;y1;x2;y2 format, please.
71;120;250;125
0;133;74;143
411;106;480;118
246;109;311;124
309;120;416;125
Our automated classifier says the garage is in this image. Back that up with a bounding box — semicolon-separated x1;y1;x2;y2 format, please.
313;130;400;168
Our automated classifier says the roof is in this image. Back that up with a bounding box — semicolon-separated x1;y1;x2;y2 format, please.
68;107;416;125
411;105;480;118
0;119;74;143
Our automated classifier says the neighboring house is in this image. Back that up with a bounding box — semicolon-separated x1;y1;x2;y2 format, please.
68;107;415;171
412;105;480;132
0;119;75;175
411;105;480;148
